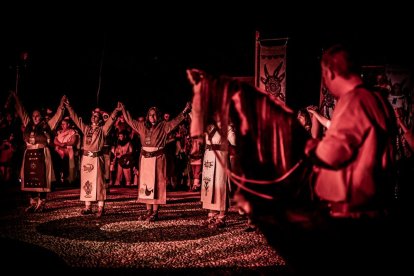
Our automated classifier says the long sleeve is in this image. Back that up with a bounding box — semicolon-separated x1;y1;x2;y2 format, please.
67;105;87;134
14;95;30;127
48;105;65;131
190;85;203;137
122;108;143;134
316;92;366;168
103;107;119;136
164;112;185;135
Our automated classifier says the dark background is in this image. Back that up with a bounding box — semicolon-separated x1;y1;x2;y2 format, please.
1;5;413;118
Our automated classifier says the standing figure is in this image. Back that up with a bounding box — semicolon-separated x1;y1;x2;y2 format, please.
200;122;236;228
10;91;66;212
114;130;134;186
65;99;121;217
302;44;398;274
121;102;191;222
54;117;80;185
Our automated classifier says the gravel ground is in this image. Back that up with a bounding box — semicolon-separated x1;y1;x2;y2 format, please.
0;185;291;275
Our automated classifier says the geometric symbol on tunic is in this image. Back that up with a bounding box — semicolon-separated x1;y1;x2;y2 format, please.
204;161;213;168
30;162;36;169
83;181;92;196
203;176;211;196
83;164;94;173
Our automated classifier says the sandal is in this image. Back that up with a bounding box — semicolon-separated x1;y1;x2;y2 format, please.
209;218;226;229
138;210;152;221
80;208;93;215
34;200;46;213
201;217;216;226
146;211;158;222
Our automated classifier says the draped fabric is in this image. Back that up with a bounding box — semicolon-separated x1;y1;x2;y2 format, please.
80;155;100;201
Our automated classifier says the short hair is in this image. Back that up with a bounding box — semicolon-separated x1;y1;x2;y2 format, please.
321;44;360;78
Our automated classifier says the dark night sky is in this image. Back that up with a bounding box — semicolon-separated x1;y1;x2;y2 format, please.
1;5;413;118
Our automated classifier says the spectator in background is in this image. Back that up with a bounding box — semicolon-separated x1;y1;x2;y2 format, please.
54;117;80;185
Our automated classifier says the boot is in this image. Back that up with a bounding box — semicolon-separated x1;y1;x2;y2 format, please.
34;199;46;213
96;206;104;218
25;198;37;213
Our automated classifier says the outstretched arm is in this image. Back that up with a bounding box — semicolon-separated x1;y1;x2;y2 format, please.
120;102;143;134
165;102;191;134
103;102;122;135
186;69;203;137
48;95;66;130
64;97;87;134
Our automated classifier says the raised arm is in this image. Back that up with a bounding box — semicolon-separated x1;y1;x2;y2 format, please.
165;102;191;134
103;102;122;135
187;69;203;137
120;103;143;133
10;91;30;127
64;97;87;134
47;95;66;130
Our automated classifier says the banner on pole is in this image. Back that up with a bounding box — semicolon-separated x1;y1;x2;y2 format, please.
255;32;288;102
319;85;336;121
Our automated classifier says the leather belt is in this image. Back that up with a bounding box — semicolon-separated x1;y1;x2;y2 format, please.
82;150;103;158
141;148;165;158
26;144;46;149
206;144;226;151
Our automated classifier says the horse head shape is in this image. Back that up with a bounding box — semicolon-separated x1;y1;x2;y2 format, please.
187;68;314;245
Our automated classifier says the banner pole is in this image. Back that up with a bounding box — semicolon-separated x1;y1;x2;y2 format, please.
255;31;260;88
